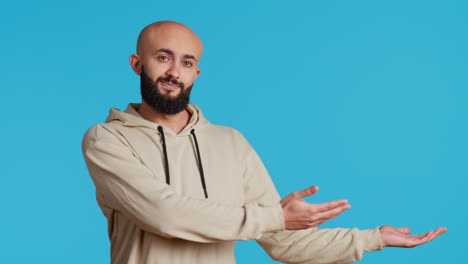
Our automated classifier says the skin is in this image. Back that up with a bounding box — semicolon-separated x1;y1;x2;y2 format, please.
130;21;447;248
281;186;351;229
129;21;202;134
379;225;447;247
281;185;448;247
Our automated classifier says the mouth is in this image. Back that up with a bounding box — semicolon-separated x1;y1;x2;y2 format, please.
159;80;180;91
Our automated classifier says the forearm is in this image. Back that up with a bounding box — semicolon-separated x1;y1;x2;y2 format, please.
258;227;383;264
97;181;285;243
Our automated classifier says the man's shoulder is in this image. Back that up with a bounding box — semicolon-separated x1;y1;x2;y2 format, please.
82;123;109;145
200;124;254;153
82;122;127;149
202;123;247;140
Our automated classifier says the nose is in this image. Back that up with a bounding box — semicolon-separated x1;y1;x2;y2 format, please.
166;62;180;79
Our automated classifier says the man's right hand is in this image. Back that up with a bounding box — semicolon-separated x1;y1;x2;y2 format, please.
281;186;351;230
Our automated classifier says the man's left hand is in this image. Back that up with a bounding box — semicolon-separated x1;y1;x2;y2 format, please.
380;225;448;248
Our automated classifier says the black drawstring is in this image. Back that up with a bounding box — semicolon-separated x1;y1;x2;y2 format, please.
157;126;170;185
191;129;208;199
157;126;208;199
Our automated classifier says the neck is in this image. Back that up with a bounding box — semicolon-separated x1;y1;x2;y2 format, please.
138;101;191;134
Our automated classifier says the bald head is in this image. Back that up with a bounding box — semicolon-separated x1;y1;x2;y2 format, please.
129;21;202;115
136;21;203;60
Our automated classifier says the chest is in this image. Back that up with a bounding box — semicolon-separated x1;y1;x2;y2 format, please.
123;128;245;206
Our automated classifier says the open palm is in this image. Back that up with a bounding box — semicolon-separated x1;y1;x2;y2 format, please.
380;225;448;248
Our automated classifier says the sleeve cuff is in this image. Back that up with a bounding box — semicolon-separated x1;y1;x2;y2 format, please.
360;227;384;252
260;203;285;233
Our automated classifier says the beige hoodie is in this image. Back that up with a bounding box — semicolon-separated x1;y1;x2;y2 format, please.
82;103;383;264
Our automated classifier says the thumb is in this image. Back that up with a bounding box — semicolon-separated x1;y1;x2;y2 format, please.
396;227;411;234
294;185;319;199
281;186;319;206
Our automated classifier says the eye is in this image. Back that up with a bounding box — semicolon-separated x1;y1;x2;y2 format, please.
158;55;169;62
183;61;193;67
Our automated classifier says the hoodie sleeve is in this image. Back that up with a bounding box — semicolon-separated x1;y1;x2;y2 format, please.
82;125;284;243
241;140;383;264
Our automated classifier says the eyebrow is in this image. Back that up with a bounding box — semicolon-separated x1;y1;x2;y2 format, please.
153;48;198;62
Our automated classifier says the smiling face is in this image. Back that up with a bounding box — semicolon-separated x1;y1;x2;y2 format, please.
130;21;203;114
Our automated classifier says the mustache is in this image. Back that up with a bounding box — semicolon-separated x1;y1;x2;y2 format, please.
157;76;184;89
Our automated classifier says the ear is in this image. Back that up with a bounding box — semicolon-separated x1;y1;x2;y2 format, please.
129;54;142;75
194;68;201;80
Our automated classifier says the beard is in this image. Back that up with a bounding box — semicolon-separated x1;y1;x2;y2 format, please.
140;66;193;115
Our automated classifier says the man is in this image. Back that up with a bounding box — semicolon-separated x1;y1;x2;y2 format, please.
82;21;447;264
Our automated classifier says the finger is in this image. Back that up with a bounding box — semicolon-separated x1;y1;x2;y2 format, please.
401;231;431;248
309;207;350;227
314;199;349;213
435;227;448;234
405;233;430;239
309;203;351;222
420;231;434;243
281;191;300;205
295;186;319;199
309;219;327;227
410;231;436;247
427;227;448;242
407;227;447;242
281;186;319;205
396;227;411;234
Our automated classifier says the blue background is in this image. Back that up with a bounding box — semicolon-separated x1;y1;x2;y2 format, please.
1;0;466;263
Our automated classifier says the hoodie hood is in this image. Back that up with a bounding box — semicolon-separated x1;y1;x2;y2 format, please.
105;103;210;136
